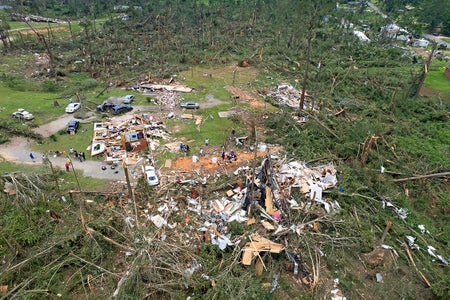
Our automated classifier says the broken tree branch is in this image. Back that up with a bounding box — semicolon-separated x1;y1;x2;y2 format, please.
307;114;340;140
379;221;392;246
393;172;450;183
401;243;431;287
69;252;118;277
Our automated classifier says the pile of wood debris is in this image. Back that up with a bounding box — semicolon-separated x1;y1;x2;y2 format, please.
132;153;340;283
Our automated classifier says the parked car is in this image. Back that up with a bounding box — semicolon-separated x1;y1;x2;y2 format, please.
65;102;81;113
97;102;116;112
12;108;34;120
142;165;159;186
122;95;135;104
66;120;80;133
180;102;200;109
112;104;133;115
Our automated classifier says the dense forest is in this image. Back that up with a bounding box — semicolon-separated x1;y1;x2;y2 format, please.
0;1;449;299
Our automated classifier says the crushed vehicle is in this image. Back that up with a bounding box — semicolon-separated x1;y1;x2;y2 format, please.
65;102;81;113
11;108;34;120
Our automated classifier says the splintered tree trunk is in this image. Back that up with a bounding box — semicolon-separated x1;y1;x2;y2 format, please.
25;21;55;74
67;19;74;45
0;29;9;49
299;6;318;112
299;31;312;111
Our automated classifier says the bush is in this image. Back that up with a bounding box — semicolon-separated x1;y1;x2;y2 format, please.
80;78;99;90
42;80;60;92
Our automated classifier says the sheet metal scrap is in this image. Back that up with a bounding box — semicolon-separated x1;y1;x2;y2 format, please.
273;160;339;214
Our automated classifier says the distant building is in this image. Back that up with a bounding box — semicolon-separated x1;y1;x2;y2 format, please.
380;23;409;40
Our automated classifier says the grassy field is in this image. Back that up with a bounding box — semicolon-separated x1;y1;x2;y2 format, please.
0;85;62;124
423;60;450;98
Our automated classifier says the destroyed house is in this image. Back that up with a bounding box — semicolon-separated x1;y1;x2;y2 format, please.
90;114;163;162
122;131;147;152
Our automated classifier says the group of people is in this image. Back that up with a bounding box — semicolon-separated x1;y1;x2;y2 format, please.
179;143;190;153
221;149;237;163
69;147;86;162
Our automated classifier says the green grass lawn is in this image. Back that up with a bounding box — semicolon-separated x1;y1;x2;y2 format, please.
423;60;450;99
0;85;63;125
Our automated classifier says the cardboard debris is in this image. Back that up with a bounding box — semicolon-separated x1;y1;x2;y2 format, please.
164;159;172;168
255;257;264;275
242;234;285;265
261;221;275;231
246;218;256;225
3;182;16;195
226;190;234;197
0;285;7;295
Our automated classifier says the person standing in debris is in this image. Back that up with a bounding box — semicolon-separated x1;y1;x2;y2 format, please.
199;147;204;157
186;145;190;153
205;138;209;146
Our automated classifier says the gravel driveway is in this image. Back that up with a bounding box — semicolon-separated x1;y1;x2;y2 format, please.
0;113;127;180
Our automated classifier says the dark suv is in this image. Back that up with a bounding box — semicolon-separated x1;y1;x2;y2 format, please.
112;105;133;115
66;120;80;133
